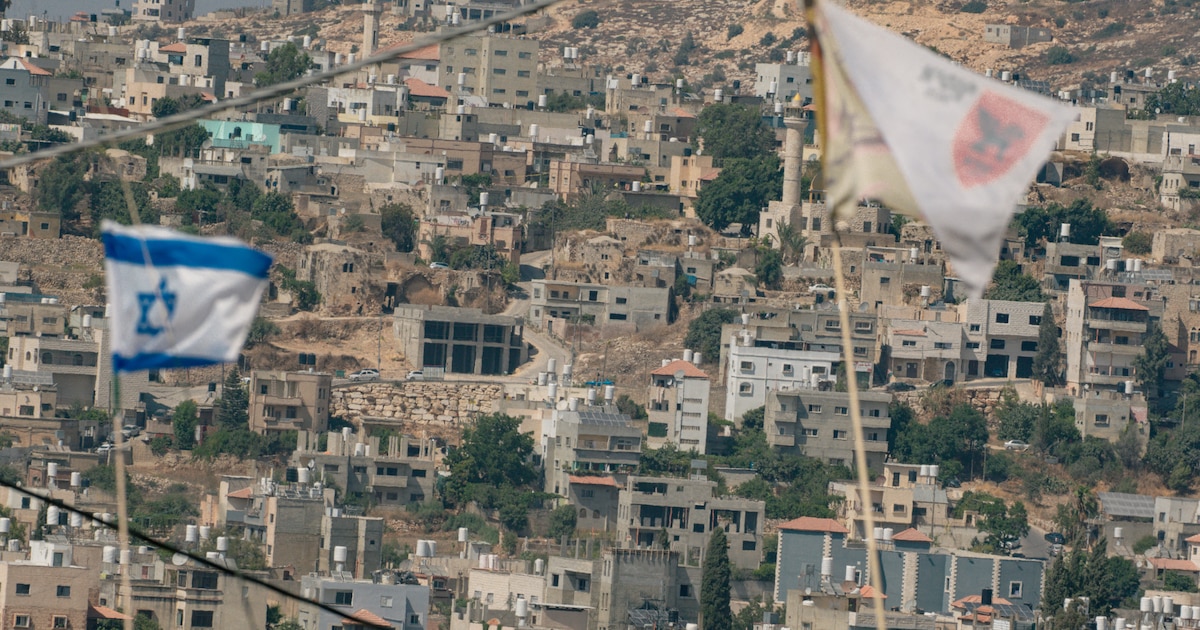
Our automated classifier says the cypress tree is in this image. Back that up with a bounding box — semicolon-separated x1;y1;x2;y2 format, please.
1031;303;1061;386
217;367;249;430
701;529;732;630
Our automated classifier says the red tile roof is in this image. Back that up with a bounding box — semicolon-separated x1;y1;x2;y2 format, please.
18;58;52;77
1089;296;1150;311
404;77;450;99
342;609;391;628
1186;533;1200;544
952;594;1014;608
858;584;886;599
650;359;709;379
699;169;722;181
227;487;253;499
401;44;440;60
160;42;187;53
669;107;695;118
1149;557;1200;572
891;528;933;543
568;475;620;488
90;605;132;620
778;516;849;534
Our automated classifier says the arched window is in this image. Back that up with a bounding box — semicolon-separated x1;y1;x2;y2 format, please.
579;508;587;519
73;354;84;366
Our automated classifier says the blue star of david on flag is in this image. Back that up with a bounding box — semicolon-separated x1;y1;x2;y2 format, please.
136;278;178;337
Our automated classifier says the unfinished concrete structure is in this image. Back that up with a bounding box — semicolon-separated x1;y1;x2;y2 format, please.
393;305;527;376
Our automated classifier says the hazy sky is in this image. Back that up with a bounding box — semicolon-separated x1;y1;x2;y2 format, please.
7;0;269;25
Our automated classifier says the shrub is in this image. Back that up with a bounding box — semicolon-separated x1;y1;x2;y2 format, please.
1133;534;1158;554
727;24;744;40
960;0;987;13
759;32;777;47
1094;22;1127;39
1054;16;1066;27
1122;231;1152;255
1047;46;1075;65
571;10;599;29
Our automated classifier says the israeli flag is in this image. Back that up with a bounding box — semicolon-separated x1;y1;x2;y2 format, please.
102;220;273;373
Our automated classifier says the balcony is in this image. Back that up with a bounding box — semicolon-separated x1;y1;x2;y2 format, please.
772;433;796;447
1086;319;1146;333
1087;342;1143;355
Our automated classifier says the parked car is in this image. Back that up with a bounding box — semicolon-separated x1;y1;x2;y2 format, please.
929;379;954;389
97;443;112;453
349;368;380;382
885;382;916;392
1044;532;1066;545
122;424;141;439
808;284;835;294
429;262;450;270
944;477;962;488
406;370;424;381
1004;439;1030;451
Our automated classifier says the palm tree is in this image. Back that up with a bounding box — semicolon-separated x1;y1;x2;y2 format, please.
775;220;808;265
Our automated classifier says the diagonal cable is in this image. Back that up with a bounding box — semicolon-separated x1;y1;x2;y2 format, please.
0;0;569;171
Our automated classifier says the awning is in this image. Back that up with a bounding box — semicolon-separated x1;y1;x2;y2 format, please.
90;605;132;621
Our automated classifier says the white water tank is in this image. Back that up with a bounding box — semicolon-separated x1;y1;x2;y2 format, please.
1133;259;1143;272
587;388;597;405
177;27;185;40
47;506;60;525
683;349;694;363
920;464;931;478
873;527;884;541
354;443;365;457
1183;607;1193;621
1146;67;1154;78
632;181;641;192
538;94;548;108
298;468;311;484
488;132;498;145
1140;597;1152;612
1125;380;1135;395
534;558;544;574
47;462;58;480
458;527;469;543
693;352;703;365
335;52;344;65
416;540;431;557
199;526;211;540
768;79;778;94
688;234;698;247
103;546;116;563
643;120;653;134
569;398;580;411
821;557;833;577
774;102;783;115
479;191;489;207
1164;597;1174;615
1060;223;1071;238
1106;259;1117;271
108;25;117;38
302;35;312;49
845;565;856;583
0;518;9;533
714;88;723;102
786;50;795;64
1114;526;1123;540
186;525;198;543
334;545;349;563
530;123;539;139
70;472;82;488
883;528;894;542
1000;70;1012;82
348;53;356;64
920;285;931;298
216;536;228;552
515;598;528;619
120;549;131;565
604;385;615;402
71;513;83;528
1110;71;1119;84
1096;618;1108;630
930;465;940;478
741;313;750;325
677;78;685;89
662;359;671;367
435;166;445;183
206;551;220;561
548;383;558;401
537;372;548;386
686;625;699;630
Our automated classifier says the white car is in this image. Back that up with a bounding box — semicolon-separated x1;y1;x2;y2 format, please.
809;284;835;294
406;370;424;381
348;368;380;382
1004;439;1030;451
429;262;450;270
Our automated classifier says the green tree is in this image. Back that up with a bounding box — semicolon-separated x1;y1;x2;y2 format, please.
175;186;223;224
1013;199;1113;248
154;124;211;159
216;368;249;430
1033;400;1080;454
245;317;280;349
983;260;1046;302
442;414;536;504
548;504;577;539
1122;231;1152;255
277;265;321;311
1031;303;1062;386
701;529;733;630
172;400;198;450
571;9;599;28
995;388;1038;442
1135;321;1170;410
1166;570;1199;592
683;308;738;364
380;202;417;252
255;42;311;87
151;96;181;119
695;103;775;160
35;153;90;221
1145;79;1200;117
727;24;744;40
892;403;989;480
694;154;782;234
774;220;808;265
1046;46;1075;65
754;247;783;290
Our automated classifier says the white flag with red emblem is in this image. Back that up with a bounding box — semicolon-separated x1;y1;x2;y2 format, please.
812;0;1076;297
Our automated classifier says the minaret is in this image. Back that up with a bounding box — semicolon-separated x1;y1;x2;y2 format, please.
781;93;808;207
362;0;381;57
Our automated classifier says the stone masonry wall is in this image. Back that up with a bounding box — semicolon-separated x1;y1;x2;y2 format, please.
331;381;505;427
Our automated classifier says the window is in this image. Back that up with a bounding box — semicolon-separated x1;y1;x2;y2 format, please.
1094;414;1109;426
855;321;872;331
990;339;1006;349
56;585;71;597
191;611;214;627
833;430;847;440
192;572;218;589
615;297;627;304
493;68;506;75
15;583;30;595
608;313;627;320
494;49;508;56
995;313;1010;323
902;340;917;347
967;342;981;349
194;54;203;67
934;342;952;349
1021;341;1038;352
835;406;848;415
739;383;752;394
1009;581;1023;598
1029;315;1042;325
519;51;532;59
742;540;757;551
334;591;354;605
893;504;907;513
14;616;29;628
680;584;691;597
517;70;530;77
969;324;981;332
808;404;822;413
410;614;422;625
802;428;818;437
740;361;753;372
577;578;589;592
381;596;394;607
551;574;560;587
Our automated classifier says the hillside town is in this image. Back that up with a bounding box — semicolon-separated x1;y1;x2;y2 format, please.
3;0;1200;629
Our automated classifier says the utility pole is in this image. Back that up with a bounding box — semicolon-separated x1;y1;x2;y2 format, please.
377;314;383;371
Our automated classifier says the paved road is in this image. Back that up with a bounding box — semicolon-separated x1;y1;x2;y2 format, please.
1019;524;1055;560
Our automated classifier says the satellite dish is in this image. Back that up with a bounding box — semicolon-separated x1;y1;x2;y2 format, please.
307;459;316;470
172;553;189;566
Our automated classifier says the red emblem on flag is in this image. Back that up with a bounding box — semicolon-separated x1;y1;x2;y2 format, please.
952;91;1049;188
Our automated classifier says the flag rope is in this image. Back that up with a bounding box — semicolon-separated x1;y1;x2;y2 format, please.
0;476;390;628
806;0;888;628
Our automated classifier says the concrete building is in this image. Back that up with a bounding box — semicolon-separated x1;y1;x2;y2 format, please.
754;60;814;103
0;542;96;630
1161;155;1200;212
439;34;539;108
218;476;332;574
530;279;672;332
416;211;524;265
292;430;439;508
160;38;230;98
564;475;621;533
595;548;700;630
618;474;766;570
763;389;891;471
774;516;1046;616
543;407;642;495
394;305;527;376
724;334;840;423
0;58;50;125
248;370;333;436
1074;389;1149;446
963;298;1046;380
133;0;195;21
1065;280;1157;395
297;574;430;630
646;359;711;454
885;320;966;383
860;259;945;313
828;462;950;540
1152;227;1200;261
982;24;1052;48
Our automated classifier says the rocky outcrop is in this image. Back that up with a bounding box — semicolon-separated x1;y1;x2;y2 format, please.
331;382;505;426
